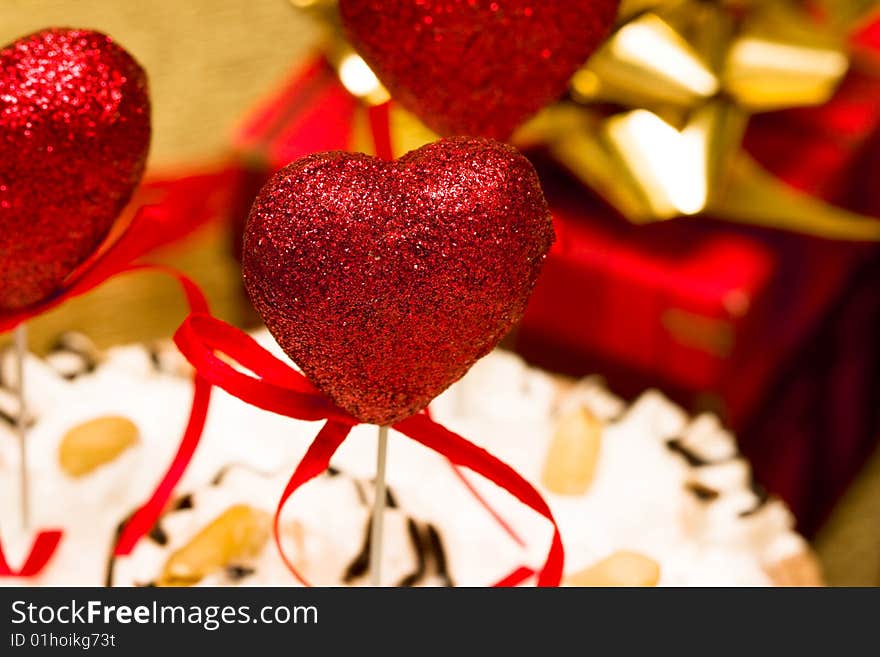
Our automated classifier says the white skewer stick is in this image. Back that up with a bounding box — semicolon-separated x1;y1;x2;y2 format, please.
14;323;30;530
369;425;390;586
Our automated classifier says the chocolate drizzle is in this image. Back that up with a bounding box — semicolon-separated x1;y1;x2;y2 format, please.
146;341;193;378
0;406;34;429
666;428;773;519
396;519;427;587
686;482;720;502
344;514;455;587
226;564;256;581
105;513;132;587
426;523;454;587
385;487;398;510
342;517;372;583
148;524;169;546
665;436;740;468
147;344;163;372
0;384;35;428
392;520;456;587
342;478;453;587
344;476;442;585
739;475;771;517
352;480;368;506
46;332;100;380
173;494;194;511
351;478;398;509
210;468;228;487
342;472;404;583
0;408;16;426
665;438;713;467
106;511;172;587
209;463;283;486
144;494;193;547
108;461;455;587
666;429;776;520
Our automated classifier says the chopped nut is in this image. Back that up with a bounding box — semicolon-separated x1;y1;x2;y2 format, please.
59;416;139;477
565;551;661;587
542;405;603;495
158;505;271;587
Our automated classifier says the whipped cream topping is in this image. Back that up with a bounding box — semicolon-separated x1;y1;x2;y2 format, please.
0;332;810;586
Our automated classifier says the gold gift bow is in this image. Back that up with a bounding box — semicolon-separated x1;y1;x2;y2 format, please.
537;0;880;240
294;0;880;241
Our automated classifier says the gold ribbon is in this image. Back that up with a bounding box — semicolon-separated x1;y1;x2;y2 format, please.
295;0;880;241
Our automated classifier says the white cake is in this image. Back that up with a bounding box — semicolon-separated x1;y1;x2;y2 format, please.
0;330;821;587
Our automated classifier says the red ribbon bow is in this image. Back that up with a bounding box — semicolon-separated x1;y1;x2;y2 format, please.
173;313;565;586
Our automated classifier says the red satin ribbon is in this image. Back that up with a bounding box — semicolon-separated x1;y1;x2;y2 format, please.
0;205;212;577
367;101;394;160
447;460;527;549
112;265;211;556
174;313;565;586
0;531;62;577
422;406;527;549
493;566;538;588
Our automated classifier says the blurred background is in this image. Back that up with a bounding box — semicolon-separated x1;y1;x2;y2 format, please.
2;0;880;584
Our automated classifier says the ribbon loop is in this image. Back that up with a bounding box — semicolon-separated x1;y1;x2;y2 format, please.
394;414;564;587
0;531;62;578
174;314;355;424
173;312;565;587
273;421;352;586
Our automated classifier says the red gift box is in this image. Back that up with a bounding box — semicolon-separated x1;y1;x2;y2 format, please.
519;160;875;428
744;66;880;211
517;164;776;418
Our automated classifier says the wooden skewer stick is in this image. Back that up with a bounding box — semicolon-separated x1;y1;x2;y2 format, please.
14;323;30;530
369;425;390;586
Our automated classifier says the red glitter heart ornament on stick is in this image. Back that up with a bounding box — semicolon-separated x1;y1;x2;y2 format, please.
0;28;151;311
243;137;554;425
0;27;151;567
339;0;620;140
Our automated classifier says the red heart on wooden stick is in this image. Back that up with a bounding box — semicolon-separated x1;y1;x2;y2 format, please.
242;137;554;425
339;0;620;139
0;28;150;311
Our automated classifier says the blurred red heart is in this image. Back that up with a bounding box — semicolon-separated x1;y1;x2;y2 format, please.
0;28;151;311
339;0;619;139
242;137;554;425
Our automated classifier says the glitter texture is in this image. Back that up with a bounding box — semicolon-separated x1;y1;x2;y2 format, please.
0;28;151;311
339;0;619;139
243;137;554;425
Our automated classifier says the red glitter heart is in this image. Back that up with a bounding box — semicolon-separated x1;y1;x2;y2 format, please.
0;28;150;311
243;137;554;425
339;0;619;140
